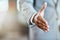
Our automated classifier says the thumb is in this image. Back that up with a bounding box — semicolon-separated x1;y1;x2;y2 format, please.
38;2;47;17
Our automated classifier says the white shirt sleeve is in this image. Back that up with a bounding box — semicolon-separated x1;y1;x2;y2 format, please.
30;12;37;25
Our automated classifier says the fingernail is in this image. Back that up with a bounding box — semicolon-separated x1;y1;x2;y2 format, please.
44;29;49;32
45;2;47;6
48;26;49;31
47;29;49;31
48;25;49;28
44;2;47;8
45;30;48;32
44;30;48;32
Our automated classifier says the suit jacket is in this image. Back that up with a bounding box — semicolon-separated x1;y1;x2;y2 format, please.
19;0;60;40
34;0;60;40
19;0;37;40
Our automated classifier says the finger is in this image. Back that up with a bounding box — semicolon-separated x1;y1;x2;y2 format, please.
37;22;49;31
43;30;48;32
43;27;49;32
38;16;49;30
38;2;47;17
37;22;47;29
37;16;47;25
43;25;49;32
46;25;49;31
38;25;48;32
36;22;45;29
37;20;47;27
41;26;49;32
37;24;49;32
40;2;47;13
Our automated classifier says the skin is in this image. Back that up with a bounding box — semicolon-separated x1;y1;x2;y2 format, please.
33;2;49;32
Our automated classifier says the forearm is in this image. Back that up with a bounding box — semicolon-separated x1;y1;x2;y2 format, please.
21;0;37;25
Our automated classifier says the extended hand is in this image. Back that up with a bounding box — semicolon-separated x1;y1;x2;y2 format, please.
33;2;49;32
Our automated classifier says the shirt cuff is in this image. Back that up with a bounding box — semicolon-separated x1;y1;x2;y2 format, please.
30;12;37;25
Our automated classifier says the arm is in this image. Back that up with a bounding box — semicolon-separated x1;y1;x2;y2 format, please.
20;0;49;32
20;0;37;25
